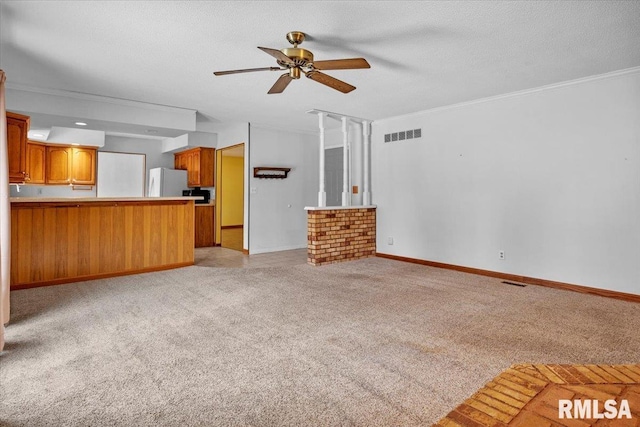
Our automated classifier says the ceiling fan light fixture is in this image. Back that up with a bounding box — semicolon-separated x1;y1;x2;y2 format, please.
289;67;301;79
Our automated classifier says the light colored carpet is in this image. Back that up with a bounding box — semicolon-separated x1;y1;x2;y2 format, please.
1;257;639;426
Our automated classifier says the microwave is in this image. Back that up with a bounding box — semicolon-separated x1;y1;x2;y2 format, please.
183;188;210;204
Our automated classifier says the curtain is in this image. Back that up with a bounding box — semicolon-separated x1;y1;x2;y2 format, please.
0;69;9;351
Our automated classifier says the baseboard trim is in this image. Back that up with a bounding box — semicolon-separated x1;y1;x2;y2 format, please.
10;262;194;291
375;253;640;304
242;249;249;255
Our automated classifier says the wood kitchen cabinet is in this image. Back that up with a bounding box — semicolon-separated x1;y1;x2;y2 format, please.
10;198;195;289
71;147;97;185
46;146;72;184
6;111;30;183
46;145;97;185
6;110;97;186
175;150;188;170
25;141;47;184
174;147;215;188
194;204;215;247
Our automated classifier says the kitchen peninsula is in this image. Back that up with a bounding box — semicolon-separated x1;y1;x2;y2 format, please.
10;196;200;290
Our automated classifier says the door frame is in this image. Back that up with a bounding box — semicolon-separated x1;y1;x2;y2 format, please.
215;143;245;250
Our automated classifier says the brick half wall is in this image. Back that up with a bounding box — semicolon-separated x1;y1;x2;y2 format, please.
307;207;376;266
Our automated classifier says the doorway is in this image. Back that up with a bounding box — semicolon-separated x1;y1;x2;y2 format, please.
215;144;245;251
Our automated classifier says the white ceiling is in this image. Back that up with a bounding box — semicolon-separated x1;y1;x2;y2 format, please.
1;1;639;135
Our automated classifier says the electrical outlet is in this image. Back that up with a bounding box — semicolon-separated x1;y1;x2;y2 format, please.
387;237;394;245
250;187;257;194
499;250;505;260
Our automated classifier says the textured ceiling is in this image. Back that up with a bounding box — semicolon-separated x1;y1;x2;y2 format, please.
1;1;639;135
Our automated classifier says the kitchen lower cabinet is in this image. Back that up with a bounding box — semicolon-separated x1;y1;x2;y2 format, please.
10;198;196;289
195;205;215;247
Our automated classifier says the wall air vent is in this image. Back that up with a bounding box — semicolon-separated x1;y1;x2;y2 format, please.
383;128;422;143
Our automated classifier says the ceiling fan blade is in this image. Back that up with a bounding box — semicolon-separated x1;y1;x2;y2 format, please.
258;47;293;65
311;58;370;70
268;73;293;94
214;67;282;76
305;71;356;93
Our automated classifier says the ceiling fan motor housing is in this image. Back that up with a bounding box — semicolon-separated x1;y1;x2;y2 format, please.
280;48;313;67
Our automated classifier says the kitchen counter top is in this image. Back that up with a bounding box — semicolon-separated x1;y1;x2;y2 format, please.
10;196;203;203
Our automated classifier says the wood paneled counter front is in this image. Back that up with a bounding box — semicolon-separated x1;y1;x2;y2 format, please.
10;197;200;290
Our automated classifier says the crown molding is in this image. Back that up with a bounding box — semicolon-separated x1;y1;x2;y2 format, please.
379;66;640;123
5;83;197;115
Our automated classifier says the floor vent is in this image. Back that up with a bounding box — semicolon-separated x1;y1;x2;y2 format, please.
384;128;421;143
502;281;526;287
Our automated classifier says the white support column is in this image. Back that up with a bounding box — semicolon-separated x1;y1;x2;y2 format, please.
317;113;327;207
347;126;352;205
307;109;372;208
341;117;350;207
362;120;371;205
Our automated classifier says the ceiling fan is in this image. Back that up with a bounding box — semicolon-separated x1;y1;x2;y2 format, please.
213;31;370;94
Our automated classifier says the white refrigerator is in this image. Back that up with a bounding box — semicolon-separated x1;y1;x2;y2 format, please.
148;168;188;197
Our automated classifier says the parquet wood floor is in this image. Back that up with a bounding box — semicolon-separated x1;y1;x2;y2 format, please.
434;364;640;427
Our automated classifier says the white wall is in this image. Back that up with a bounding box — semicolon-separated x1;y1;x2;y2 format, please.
249;126;318;254
47;127;105;147
9;183;95;198
214;122;250;249
373;69;640;295
161;132;217;153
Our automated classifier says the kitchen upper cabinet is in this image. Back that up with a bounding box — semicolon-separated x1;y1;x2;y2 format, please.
45;145;97;185
46;146;72;184
5;109;98;187
7;111;30;183
174;147;215;188
25;141;47;184
175;150;188;170
71;147;96;185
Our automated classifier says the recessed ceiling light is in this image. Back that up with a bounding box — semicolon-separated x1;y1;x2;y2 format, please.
71;143;80;146
75;122;87;126
31;133;45;138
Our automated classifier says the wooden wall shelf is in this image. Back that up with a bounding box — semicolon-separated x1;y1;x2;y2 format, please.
253;167;291;179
